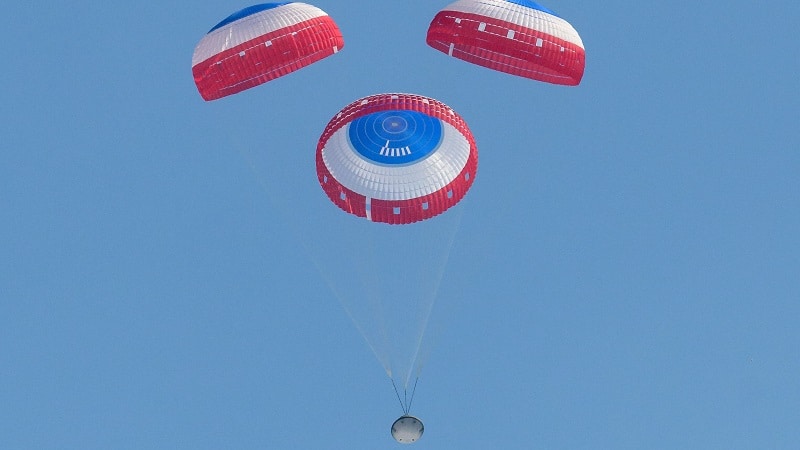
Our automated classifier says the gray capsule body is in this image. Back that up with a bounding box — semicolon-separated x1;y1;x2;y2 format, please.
391;415;424;444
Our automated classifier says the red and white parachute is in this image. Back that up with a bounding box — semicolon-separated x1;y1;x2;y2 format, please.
192;2;344;101
426;0;585;85
312;94;478;424
316;93;478;225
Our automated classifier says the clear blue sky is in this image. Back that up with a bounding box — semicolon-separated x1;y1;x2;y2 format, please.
2;1;799;448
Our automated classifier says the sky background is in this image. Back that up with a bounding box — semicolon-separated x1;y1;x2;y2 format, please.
2;1;799;448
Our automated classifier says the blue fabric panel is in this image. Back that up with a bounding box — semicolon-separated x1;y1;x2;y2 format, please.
209;3;293;33
348;111;443;166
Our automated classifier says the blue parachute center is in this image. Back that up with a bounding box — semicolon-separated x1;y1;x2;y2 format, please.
348;110;443;166
505;0;559;17
209;3;294;33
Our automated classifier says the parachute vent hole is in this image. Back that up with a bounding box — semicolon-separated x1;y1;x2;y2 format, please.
339;192;346;201
393;207;401;215
323;175;328;183
536;38;544;47
422;202;429;210
465;172;470;181
447;190;453;199
239;51;246;57
265;41;272;47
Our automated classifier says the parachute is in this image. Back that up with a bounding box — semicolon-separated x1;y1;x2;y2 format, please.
426;0;585;85
313;94;477;419
192;2;344;101
316;93;478;225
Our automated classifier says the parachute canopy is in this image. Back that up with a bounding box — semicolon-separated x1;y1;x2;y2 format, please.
316;93;478;225
426;0;585;85
192;2;344;101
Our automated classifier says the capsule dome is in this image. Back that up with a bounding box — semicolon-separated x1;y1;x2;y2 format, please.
391;416;424;444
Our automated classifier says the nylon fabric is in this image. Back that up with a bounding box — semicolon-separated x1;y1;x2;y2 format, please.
317;94;478;225
192;2;343;100
426;0;585;85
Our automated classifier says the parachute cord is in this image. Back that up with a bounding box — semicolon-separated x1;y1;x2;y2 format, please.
406;205;466;383
392;379;408;415
391;377;420;415
406;377;419;414
233;143;397;377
